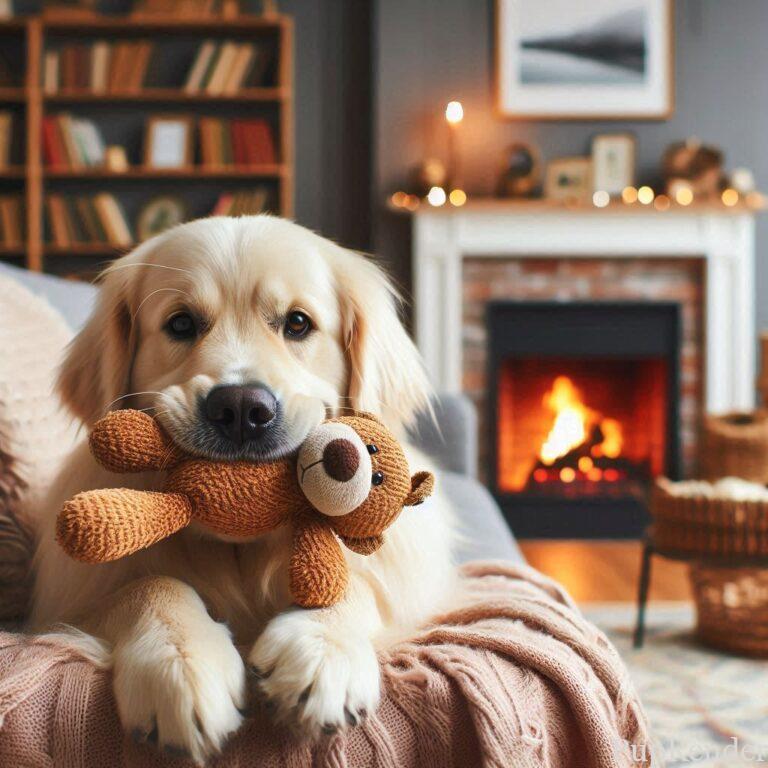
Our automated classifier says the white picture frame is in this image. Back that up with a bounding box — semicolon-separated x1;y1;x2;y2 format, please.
496;0;674;120
144;116;193;169
591;133;636;194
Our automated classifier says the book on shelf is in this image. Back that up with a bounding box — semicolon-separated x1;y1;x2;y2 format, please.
42;114;107;168
46;192;133;247
43;41;154;94
0;195;23;247
184;40;272;94
198;117;276;166
211;188;269;216
0;112;12;169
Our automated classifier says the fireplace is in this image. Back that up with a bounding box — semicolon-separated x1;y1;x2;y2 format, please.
488;302;682;538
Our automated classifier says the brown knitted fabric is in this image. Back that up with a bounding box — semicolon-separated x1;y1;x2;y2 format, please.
58;489;192;564
57;410;434;608
88;409;182;474
325;416;433;541
168;458;302;538
289;507;348;608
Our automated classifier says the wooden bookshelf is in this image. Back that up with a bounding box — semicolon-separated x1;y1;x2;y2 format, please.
0;12;294;274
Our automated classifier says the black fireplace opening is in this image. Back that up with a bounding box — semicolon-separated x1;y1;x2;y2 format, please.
487;301;682;538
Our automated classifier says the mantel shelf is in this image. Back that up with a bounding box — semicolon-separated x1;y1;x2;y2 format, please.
391;197;766;217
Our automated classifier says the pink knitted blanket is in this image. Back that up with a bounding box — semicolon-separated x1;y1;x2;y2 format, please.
0;562;654;767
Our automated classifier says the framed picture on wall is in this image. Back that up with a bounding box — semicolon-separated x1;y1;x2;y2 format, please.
496;0;673;120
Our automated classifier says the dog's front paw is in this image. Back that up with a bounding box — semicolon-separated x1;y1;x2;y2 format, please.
248;609;380;736
113;617;246;764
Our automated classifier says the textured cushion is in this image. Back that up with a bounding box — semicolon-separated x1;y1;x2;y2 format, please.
0;263;97;332
0;275;79;618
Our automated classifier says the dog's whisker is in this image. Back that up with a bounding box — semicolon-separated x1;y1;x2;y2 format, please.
133;288;191;321
105;262;194;277
102;391;175;415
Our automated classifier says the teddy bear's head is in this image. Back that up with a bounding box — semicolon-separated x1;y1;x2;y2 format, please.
296;413;434;542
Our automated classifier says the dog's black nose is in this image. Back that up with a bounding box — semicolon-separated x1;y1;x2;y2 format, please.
204;385;277;445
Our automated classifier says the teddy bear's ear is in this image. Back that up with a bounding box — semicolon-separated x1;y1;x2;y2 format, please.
404;470;435;507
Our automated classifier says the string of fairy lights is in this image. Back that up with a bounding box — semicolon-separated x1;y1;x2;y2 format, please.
390;101;765;212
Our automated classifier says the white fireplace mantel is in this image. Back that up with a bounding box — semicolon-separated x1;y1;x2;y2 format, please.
411;201;758;413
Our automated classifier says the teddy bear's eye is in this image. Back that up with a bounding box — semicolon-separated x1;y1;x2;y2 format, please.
366;444;378;454
372;471;384;486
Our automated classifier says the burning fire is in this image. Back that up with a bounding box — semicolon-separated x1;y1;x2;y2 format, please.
538;376;623;466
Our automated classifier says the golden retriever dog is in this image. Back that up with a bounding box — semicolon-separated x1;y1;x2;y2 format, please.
29;216;456;764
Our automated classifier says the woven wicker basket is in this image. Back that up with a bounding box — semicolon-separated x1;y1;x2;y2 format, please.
690;565;768;657
701;410;768;483
651;479;768;558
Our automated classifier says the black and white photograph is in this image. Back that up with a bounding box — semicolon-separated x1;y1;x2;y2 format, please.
497;0;673;119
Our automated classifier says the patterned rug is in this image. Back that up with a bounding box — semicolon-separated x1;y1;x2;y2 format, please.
585;603;768;767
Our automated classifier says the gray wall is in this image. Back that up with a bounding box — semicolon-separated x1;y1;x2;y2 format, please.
373;0;768;334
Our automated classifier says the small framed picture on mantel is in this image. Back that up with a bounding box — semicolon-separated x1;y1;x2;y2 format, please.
496;0;674;120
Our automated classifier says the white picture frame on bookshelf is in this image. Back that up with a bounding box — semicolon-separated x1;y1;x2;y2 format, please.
144;115;194;169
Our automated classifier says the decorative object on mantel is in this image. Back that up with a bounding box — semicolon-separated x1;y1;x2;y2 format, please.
591;133;636;195
544;156;592;203
662;137;723;199
700;411;768;484
496;0;674;120
407;158;447;199
444;100;463;192
730;166;756;195
496;142;540;198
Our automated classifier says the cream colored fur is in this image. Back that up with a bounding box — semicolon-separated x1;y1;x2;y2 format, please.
29;216;456;765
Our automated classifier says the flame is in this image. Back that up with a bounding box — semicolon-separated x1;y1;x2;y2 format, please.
538;376;623;465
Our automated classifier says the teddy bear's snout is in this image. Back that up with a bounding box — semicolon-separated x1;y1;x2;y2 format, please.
322;439;360;482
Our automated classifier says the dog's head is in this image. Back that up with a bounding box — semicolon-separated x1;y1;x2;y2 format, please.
58;216;432;462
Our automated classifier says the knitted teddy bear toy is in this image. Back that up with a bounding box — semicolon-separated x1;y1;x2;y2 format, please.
56;409;434;608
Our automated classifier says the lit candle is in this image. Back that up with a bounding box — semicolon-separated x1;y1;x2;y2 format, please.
445;100;463;192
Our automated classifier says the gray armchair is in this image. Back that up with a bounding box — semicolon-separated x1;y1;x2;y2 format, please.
410;396;523;564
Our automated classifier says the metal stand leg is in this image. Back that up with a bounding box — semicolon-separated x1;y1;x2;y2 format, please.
633;540;653;649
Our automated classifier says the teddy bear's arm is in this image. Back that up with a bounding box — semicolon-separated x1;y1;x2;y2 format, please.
57;488;192;563
90;409;181;473
338;534;384;556
289;509;348;609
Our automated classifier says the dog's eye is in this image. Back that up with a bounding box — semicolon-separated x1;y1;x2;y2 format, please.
366;444;378;455
372;471;385;486
284;310;312;339
165;312;197;341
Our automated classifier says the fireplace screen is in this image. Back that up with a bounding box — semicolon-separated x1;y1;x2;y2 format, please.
488;302;681;538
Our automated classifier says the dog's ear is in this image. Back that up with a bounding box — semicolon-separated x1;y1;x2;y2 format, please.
333;247;432;433
404;471;434;507
57;249;145;426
